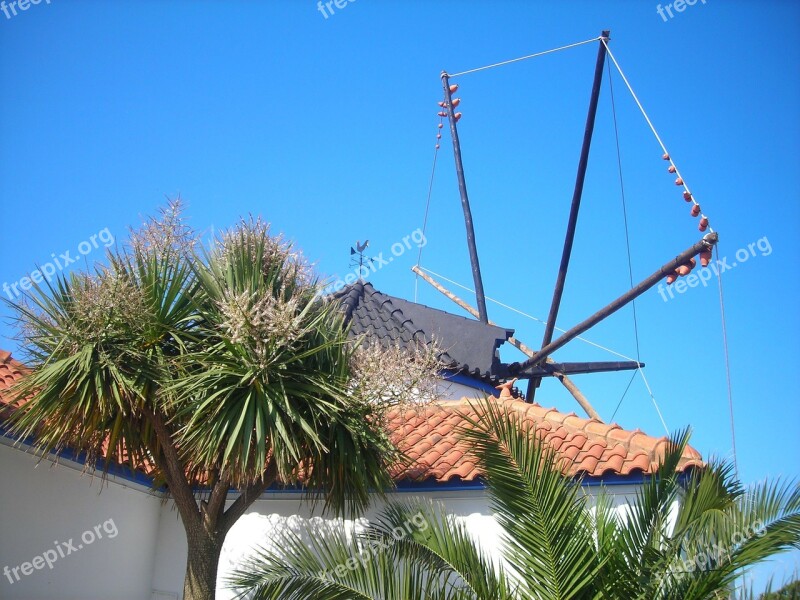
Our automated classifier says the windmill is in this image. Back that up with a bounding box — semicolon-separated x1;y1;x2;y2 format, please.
416;31;719;420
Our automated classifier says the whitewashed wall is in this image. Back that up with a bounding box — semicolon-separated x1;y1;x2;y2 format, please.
0;436;656;600
0;441;162;600
151;485;650;599
435;378;493;401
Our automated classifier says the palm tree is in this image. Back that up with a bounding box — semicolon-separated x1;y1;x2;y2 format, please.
5;204;398;600
229;397;800;599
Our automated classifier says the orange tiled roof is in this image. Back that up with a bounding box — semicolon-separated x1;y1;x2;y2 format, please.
387;399;703;481
0;350;27;419
0;350;702;484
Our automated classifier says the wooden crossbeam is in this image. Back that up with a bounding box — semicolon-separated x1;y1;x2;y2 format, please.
412;265;605;421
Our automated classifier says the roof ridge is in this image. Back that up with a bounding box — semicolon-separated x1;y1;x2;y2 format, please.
335;280;366;321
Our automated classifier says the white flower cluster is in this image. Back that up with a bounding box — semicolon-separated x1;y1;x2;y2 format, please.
348;340;443;413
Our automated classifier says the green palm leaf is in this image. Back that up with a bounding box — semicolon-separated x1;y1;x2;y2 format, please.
458;398;603;600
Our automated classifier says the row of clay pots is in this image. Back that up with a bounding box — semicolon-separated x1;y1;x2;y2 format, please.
434;85;462;149
666;249;714;284
663;153;710;232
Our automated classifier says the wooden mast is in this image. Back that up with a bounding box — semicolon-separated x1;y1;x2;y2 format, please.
530;30;611;402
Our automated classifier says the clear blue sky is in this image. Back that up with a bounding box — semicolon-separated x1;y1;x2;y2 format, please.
2;0;799;588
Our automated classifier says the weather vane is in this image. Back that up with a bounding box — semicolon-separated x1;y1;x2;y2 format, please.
349;240;373;276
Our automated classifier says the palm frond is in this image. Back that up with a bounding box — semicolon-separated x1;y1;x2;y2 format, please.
458;397;602;600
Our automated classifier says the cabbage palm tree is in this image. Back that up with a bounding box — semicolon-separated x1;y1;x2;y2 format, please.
229;398;800;600
5;204;398;600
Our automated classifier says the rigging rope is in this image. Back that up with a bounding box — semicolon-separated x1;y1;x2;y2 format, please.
715;243;740;478
608;54;658;427
448;36;602;78
607;59;641;364
610;371;637;423
639;367;670;436
604;38;740;440
414;110;445;302
417;266;639;362
600;39;713;234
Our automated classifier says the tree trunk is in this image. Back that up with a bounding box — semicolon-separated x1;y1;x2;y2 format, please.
144;408;277;599
182;524;226;600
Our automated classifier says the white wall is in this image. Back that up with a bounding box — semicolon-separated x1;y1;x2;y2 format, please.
0;442;163;600
150;490;509;600
151;485;649;600
0;439;658;600
435;379;492;401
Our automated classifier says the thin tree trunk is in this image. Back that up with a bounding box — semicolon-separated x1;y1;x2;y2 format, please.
143;406;278;599
182;524;226;600
181;470;277;599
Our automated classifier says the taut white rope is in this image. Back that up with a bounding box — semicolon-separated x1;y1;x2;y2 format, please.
448;36;602;78
417;266;638;363
601;39;713;232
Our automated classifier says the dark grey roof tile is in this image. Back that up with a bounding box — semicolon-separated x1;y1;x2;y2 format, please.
331;282;513;383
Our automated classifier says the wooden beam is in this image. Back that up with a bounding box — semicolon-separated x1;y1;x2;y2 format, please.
511;233;719;375
514;360;643;378
552;371;602;421
412;265;605;420
533;30;611;403
441;72;489;323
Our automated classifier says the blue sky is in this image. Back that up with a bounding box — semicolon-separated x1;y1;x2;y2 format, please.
2;0;799;588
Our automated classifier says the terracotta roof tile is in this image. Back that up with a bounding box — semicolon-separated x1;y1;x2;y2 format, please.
602;453;626;474
0;351;27;417
387;398;702;482
584;443;607;460
1;349;703;485
576;455;600;474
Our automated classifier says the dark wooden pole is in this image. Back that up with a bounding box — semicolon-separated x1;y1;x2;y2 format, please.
514;361;643;378
511;233;718;375
530;30;610;401
441;71;489;323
